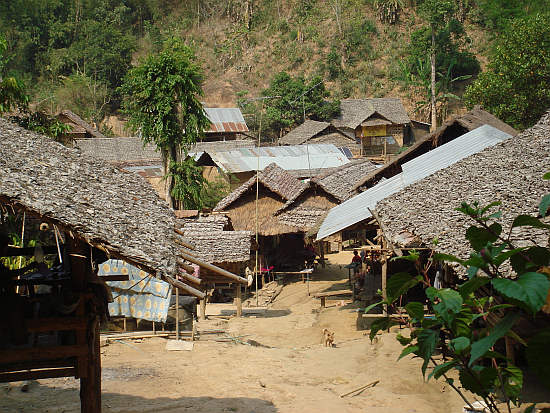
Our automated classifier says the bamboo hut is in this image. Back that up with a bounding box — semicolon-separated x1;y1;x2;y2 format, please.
0;118;246;412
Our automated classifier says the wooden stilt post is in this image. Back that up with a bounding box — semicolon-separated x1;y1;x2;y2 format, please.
68;237;101;413
152;321;155;335
200;295;206;321
235;284;242;317
320;241;325;269
382;258;388;316
175;286;179;340
123;317;127;332
81;317;101;413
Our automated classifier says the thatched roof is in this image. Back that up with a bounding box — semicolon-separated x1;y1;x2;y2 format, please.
177;214;250;263
354;107;518;191
279;120;331;145
76;137;160;165
377;110;550;263
0;118;176;277
59;109;105;139
311;159;379;201
214;163;306;211
178;214;231;232
182;231;252;264
276;191;338;232
332;98;410;130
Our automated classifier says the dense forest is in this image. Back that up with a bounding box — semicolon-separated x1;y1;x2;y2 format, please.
1;0;549;134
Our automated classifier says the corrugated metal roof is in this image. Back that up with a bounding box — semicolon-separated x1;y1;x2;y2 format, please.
401;125;511;186
316;174;404;240
204;107;249;133
316;125;513;240
209;144;350;173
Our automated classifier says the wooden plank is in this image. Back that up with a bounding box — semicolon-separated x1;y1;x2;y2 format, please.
0;367;76;383
0;345;88;365
26;317;87;333
0;359;75;373
313;289;353;298
4;245;58;257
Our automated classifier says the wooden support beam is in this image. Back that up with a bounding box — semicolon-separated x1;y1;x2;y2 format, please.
163;275;206;299
180;251;247;284
177;269;201;285
81;317;101;413
173;228;195;250
235;284;242;317
0;345;87;365
0;368;76;383
99;275;129;282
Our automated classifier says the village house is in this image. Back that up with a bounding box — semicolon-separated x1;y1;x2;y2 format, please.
331;98;414;157
278;119;361;156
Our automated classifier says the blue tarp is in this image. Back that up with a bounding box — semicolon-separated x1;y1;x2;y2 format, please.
99;259;172;322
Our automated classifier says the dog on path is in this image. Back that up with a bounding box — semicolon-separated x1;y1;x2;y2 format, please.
322;328;335;347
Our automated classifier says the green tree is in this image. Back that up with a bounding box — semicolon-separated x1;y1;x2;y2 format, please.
119;41;210;209
464;13;550;130
0;34;27;113
260;72;340;138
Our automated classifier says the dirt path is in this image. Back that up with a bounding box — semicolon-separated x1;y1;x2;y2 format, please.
0;252;468;413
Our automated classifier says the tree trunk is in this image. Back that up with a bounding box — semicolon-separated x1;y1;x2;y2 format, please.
161;149;174;208
430;27;437;132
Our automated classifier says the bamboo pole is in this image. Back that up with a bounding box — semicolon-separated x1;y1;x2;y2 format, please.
177;268;202;285
177;259;196;273
179;251;247;284
163;274;205;299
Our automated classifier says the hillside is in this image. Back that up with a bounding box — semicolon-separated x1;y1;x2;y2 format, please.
1;0;549;131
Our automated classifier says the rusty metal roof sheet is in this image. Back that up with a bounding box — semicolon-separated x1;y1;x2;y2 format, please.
204;107;249;133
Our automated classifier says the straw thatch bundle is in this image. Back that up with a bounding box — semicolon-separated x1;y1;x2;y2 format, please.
0;118;176;277
377;110;550;267
277;193;338;232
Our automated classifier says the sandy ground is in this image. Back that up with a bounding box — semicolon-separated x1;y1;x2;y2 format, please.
0;251;544;412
